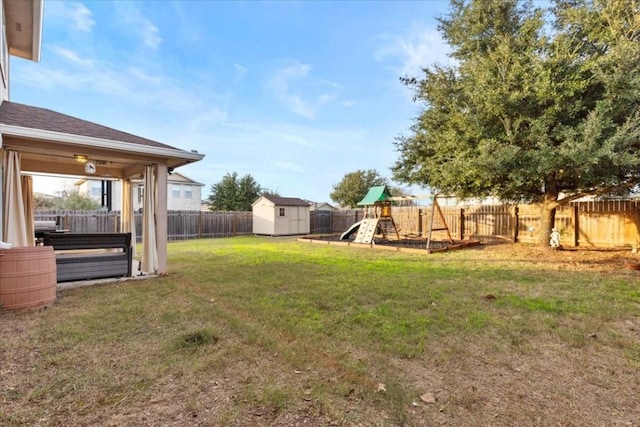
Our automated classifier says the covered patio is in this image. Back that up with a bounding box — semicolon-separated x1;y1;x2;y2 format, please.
0;101;204;276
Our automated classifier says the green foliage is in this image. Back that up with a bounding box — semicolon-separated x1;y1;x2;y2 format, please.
329;169;388;208
50;189;101;210
207;172;263;211
261;188;281;197
34;194;56;210
393;0;640;206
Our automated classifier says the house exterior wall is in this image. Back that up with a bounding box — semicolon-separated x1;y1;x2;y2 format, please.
1;0;9;102
165;182;201;211
77;175;203;211
1;1;7;239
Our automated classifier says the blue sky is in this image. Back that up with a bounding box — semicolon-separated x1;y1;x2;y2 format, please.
12;0;452;203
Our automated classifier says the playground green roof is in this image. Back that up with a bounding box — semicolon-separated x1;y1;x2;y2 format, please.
357;185;394;206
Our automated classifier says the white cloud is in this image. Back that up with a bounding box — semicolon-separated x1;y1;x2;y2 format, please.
45;2;95;32
70;3;95;32
50;45;93;67
374;27;451;78
140;20;163;50
266;60;339;119
273;160;306;173
233;64;248;82
128;67;163;85
188;108;229;130
113;2;163;50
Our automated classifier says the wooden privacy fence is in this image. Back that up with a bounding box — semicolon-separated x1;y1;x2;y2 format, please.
390;201;639;248
35;200;639;248
313;200;639;248
35;210;253;242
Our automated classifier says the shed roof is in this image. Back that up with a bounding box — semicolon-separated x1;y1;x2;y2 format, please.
357;185;394;206
258;196;311;207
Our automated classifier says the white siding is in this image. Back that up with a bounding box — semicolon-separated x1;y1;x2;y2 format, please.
252;198;276;235
1;0;10;102
252;196;310;236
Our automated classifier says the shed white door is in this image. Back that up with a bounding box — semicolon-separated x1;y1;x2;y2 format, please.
296;206;308;234
289;206;300;234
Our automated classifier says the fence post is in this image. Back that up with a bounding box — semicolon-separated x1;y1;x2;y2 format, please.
233;214;238;236
198;211;203;239
459;208;465;240
512;206;519;243
573;204;579;247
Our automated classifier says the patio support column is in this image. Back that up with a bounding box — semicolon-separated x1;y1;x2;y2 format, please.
156;163;168;275
142;166;158;274
121;178;136;257
21;175;35;246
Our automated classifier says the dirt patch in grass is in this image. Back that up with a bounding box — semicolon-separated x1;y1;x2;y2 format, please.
309;234;639;272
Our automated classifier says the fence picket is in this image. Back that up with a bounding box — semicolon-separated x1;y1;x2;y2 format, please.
34;200;639;247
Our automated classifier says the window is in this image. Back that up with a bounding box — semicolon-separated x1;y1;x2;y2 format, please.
172;185;181;198
184;186;192;199
279;207;286;217
137;186;144;204
91;184;102;196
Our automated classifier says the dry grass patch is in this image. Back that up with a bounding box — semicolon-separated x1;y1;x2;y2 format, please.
1;237;639;426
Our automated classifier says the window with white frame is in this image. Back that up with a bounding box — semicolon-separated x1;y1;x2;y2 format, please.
279;207;286;217
184;185;192;199
91;183;102;196
172;185;181;198
137;186;144;204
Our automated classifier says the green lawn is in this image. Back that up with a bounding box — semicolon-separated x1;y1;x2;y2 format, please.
1;237;638;426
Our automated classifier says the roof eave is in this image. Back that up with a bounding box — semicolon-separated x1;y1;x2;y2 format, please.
0;123;205;164
31;0;43;62
5;0;43;61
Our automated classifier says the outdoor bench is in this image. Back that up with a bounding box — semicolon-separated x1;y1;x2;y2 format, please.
43;233;133;282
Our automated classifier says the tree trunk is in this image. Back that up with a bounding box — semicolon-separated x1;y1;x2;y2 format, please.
538;195;558;247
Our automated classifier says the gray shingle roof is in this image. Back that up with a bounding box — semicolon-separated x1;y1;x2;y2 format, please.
261;196;310;207
0;101;178;150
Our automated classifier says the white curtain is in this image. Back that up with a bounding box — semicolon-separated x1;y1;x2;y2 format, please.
21;175;35;246
120;178;136;257
142;165;158;273
2;150;30;247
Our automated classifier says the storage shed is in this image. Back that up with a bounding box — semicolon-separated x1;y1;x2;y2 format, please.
252;196;311;236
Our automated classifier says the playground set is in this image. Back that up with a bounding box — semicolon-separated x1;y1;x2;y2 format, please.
338;186;470;252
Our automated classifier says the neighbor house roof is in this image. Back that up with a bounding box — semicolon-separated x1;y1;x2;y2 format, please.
257;196;311;207
357;185;394;206
0;101;177;150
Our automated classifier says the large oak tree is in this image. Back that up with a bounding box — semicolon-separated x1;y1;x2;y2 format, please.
393;0;640;245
